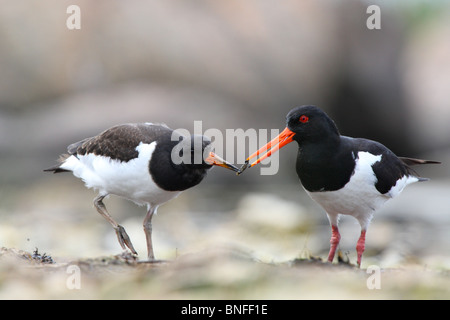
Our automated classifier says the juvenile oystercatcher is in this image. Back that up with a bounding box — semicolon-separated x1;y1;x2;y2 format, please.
239;105;439;266
44;122;239;260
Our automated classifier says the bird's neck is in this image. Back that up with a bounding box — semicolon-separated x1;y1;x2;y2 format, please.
295;136;349;192
297;134;341;159
149;141;208;191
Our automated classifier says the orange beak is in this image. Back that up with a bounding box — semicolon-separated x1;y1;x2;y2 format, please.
238;127;296;174
205;152;240;172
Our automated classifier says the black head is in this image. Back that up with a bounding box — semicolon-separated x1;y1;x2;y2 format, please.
172;134;239;171
185;134;214;170
150;133;238;192
286;105;340;143
174;134;239;172
242;105;341;171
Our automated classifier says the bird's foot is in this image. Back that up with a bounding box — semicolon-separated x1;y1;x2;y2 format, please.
115;225;138;256
327;225;341;263
115;250;139;263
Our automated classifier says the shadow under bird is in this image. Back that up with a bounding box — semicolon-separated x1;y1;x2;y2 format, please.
44;122;239;260
239;105;439;267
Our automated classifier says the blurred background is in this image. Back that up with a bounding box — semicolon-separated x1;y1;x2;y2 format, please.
1;0;450;298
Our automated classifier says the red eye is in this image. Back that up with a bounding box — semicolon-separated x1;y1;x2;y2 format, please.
299;115;309;123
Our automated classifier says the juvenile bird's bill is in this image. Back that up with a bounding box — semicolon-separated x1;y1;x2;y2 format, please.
170;125;283;175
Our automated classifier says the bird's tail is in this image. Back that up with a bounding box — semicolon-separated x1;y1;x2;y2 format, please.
399;157;440;166
43;154;71;174
43;165;70;174
399;157;440;181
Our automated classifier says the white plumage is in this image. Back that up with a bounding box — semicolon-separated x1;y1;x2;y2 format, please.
307;151;419;231
60;141;181;207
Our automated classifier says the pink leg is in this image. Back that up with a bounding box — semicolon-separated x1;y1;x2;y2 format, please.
327;225;341;263
356;230;366;267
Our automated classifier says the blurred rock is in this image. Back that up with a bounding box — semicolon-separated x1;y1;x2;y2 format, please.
401;9;450;150
236;192;309;233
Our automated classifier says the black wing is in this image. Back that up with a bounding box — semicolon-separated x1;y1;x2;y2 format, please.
44;123;173;173
348;137;439;194
71;123;172;162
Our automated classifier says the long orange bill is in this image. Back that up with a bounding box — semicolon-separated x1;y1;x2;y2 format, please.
205;152;240;172
238;127;296;174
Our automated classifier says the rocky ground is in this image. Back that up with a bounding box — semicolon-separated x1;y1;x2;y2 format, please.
1;181;449;300
1;246;449;300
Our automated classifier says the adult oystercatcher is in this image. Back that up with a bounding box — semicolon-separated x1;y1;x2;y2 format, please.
44;122;239;260
239;105;439;266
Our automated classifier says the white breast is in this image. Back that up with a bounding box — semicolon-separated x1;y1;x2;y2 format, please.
60;141;181;206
